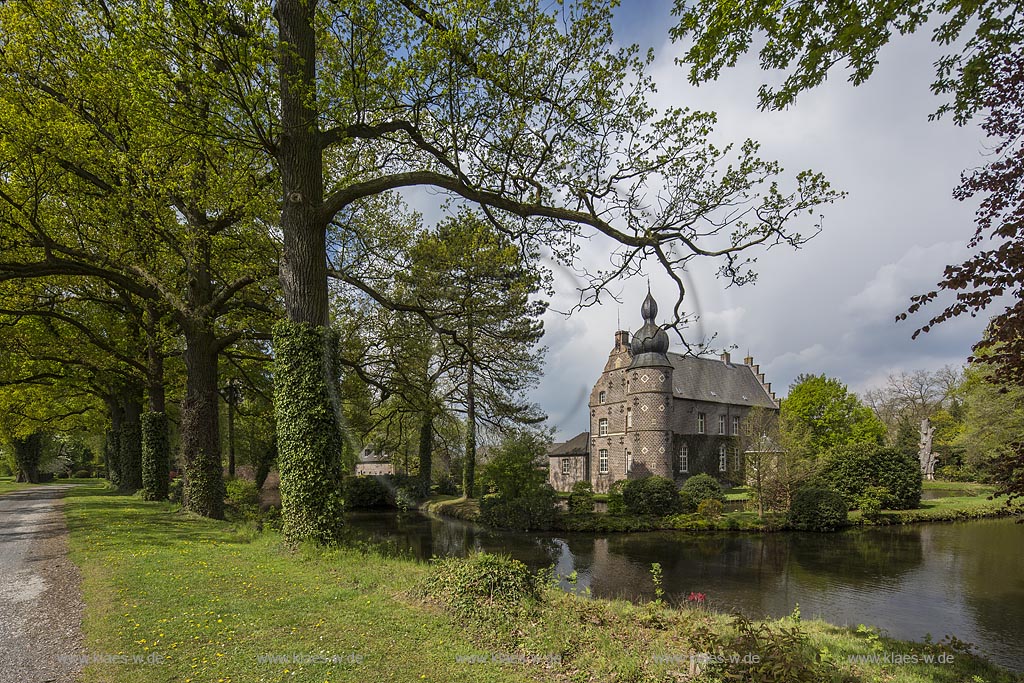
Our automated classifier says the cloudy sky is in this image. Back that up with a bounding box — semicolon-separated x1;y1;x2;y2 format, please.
530;1;994;439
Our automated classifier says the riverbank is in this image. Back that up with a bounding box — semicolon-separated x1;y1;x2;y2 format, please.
422;481;1019;534
63;483;1020;682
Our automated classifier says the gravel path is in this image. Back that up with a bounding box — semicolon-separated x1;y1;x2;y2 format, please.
0;485;84;683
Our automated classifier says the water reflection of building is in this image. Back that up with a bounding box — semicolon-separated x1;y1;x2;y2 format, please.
548;292;779;492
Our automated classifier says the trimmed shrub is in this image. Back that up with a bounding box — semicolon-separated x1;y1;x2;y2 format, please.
225;478;261;520
822;444;922;510
623;475;683;516
73;469;92;479
680;473;725;512
342;476;388;508
141;412;170;501
697;498;724;521
424;552;541;618
789;487;849;531
606;479;628;515
568;480;595;513
858;485;890;517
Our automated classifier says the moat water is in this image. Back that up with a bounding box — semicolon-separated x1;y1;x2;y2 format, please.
343;510;1024;671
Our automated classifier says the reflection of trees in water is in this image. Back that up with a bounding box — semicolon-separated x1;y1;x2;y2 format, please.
935;519;1024;651
788;526;924;586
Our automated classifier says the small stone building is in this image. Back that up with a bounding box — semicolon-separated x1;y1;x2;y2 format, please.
548;292;779;493
354;446;394;476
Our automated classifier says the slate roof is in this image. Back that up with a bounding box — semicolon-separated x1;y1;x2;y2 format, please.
547;431;590;457
667;353;777;408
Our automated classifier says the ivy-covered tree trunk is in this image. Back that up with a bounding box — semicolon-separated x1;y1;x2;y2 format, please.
141;412;170;501
12;433;43;484
463;359;477;498
120;389;144;491
181;326;224;518
273;0;345;543
273;322;346;544
104;398;125;487
418;409;433;494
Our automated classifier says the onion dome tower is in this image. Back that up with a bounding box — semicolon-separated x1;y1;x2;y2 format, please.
624;290;674;479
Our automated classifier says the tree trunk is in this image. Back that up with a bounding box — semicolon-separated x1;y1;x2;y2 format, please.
141;412;170;501
463;359;477;497
12;433;43;484
272;0;346;544
120;388;144;491
146;303;166;414
418;408;433;494
227;394;236;478
105;398;126;487
180;325;224;518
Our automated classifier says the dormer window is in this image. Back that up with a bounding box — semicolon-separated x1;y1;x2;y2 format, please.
599;390;607;404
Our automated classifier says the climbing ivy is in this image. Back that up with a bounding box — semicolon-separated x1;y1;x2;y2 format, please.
141;412;169;501
273;321;346;545
105;427;122;488
120;416;143;491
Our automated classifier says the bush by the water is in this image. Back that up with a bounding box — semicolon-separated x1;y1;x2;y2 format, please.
697;498;724;521
788;487;849;531
606;480;627;515
479;485;558;530
679;473;725;512
568;480;595;513
424;552;541;618
622;475;682;516
342;475;388;508
822;444;922;510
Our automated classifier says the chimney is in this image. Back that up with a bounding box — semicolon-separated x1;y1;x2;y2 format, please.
614;330;630;350
720;352;731;364
744;355;754;366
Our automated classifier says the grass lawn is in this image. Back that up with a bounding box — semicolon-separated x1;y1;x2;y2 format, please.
0;474;33;496
65;483;1020;683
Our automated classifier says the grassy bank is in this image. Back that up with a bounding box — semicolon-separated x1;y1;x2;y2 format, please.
64;483;1020;683
0;475;33;496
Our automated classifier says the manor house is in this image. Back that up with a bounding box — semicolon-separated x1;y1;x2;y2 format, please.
548;292;779;493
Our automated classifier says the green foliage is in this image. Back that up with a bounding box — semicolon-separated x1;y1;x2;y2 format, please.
622;475;682;516
478;430;548;499
858;486;890;518
342;476;388;508
781;374;886;455
606;479;628;515
225;478;261;521
568;480;595;514
671;0;1020;124
788;487;849;532
141;412;169;501
697;498;724;521
680;473;726;512
478;485;558;531
424;552;541;620
273;321;346;545
168;477;183;505
822;444;922;510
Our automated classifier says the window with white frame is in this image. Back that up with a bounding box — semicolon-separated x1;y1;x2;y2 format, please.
733;448;741;470
732;416;740;435
599;390;607;404
678;442;689;473
719;444;727;472
718;415;726;434
697;412;706;433
598;418;608;436
598;449;609;473
626;450;633;473
626;408;632;429
561;458;571;475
